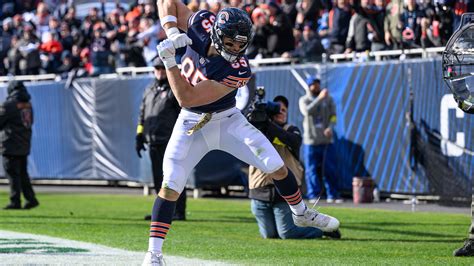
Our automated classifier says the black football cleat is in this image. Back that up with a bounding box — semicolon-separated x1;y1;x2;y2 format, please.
454;239;474;256
3;203;22;210
323;229;342;239
23;200;39;210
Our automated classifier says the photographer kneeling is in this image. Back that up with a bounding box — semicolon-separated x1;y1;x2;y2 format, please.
248;95;340;239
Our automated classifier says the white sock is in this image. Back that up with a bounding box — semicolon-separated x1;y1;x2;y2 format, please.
289;201;307;216
148;238;164;253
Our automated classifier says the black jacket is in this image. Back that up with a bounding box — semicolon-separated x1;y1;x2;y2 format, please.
290;35;325;62
330;7;352;45
138;79;180;145
346;14;372;52
265;121;302;159
0;83;33;156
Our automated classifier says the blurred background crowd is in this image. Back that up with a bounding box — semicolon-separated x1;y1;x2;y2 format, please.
0;0;471;77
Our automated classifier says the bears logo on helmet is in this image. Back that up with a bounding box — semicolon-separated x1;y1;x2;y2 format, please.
217;11;229;24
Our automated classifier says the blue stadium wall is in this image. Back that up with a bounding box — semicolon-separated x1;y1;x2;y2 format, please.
255;58;474;197
0;58;472;196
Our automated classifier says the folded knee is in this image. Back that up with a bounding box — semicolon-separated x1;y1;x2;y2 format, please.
270;166;288;180
158;187;180;201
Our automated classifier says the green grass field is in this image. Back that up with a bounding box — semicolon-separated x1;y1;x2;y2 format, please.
0;192;472;265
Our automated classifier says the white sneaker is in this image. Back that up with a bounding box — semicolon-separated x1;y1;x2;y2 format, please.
327;198;344;204
293;207;340;232
142;251;165;266
308;198;318;204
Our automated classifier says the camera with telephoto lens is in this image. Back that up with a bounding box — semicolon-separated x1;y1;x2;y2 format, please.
246;86;281;129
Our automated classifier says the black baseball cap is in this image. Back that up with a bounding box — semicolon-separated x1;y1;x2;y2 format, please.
273;95;289;108
305;76;320;86
151;55;165;69
7;80;25;94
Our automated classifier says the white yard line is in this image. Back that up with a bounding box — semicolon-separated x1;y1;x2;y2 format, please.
0;230;232;265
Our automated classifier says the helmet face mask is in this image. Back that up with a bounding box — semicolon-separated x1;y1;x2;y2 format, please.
443;14;474;114
211;7;254;63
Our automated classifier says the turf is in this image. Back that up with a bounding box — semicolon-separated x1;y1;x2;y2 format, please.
0;192;472;265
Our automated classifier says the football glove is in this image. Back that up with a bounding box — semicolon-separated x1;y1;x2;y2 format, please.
135;133;146;158
166;27;192;49
157;39;177;69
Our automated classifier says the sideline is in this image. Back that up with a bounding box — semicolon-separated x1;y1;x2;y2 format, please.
0;230;232;265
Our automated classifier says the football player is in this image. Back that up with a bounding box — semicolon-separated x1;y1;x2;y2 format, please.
443;13;474;257
142;2;341;265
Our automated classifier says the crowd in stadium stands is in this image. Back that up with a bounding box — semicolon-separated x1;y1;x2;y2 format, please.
0;0;472;76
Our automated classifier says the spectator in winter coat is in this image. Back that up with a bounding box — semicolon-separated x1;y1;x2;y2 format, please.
384;0;403;49
282;24;324;62
328;0;352;54
39;31;63;72
400;0;424;48
16;25;41;75
1;81;39;210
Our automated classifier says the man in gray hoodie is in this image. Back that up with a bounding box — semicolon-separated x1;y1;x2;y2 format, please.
299;76;341;203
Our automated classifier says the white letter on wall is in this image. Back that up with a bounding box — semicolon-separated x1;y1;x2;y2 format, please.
440;94;465;157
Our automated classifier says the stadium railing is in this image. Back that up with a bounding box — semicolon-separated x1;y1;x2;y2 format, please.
0;48;444;82
328;46;445;63
115;57;297;75
0;74;57;83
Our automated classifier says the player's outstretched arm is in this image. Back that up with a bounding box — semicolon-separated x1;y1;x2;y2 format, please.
168;72;233;108
157;0;192;31
157;0;193;48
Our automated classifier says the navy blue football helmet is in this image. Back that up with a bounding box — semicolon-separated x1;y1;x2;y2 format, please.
211;7;254;63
